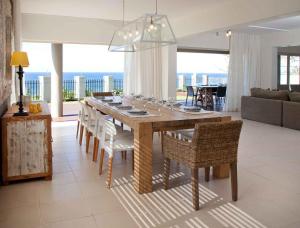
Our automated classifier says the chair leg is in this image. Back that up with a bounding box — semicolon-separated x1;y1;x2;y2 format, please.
99;148;105;175
76;121;80;138
185;96;188;105
191;168;199;210
86;131;91;154
79;125;84;145
205;167;210;182
107;157;113;188
121;122;124;130
132;151;134;171
163;158;171;190
230;162;238;201
92;138;99;162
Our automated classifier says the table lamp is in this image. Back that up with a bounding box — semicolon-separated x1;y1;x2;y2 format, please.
10;51;29;116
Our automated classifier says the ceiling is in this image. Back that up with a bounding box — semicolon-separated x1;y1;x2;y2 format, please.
21;0;229;21
234;15;300;34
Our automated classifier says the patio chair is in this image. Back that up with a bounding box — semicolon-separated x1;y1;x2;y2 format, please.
185;86;198;105
216;86;227;104
162;120;243;210
97;118;134;188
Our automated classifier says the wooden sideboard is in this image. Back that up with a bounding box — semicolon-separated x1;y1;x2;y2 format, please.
1;103;52;184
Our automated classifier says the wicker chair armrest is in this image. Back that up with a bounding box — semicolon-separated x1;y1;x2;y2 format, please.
162;133;195;163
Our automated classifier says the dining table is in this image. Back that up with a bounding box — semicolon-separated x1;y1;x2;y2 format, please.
85;96;232;194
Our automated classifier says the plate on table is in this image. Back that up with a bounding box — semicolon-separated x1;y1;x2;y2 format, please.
108;102;122;106
94;96;106;100
116;105;133;110
183;106;202;112
102;99;113;103
127;110;148;115
166;103;182;108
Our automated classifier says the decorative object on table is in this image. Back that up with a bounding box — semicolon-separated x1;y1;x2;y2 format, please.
10;51;29;116
109;0;176;52
29;103;43;114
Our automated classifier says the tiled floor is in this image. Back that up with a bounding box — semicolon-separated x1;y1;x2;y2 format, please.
1;113;300;228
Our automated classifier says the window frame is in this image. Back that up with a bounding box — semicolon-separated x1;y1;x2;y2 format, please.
278;53;300;89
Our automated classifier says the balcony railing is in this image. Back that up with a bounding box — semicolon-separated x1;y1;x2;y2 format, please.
24;78;123;101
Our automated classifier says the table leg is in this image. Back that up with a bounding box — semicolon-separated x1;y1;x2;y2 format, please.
213;164;230;178
133;122;153;193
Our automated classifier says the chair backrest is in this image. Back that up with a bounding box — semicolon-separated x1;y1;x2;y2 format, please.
95;111;106;139
79;102;88;122
186;86;195;96
92;92;113;97
99;119;117;147
216;86;227;97
191;120;243;166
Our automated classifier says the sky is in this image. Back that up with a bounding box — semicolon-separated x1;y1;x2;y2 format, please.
22;42;229;73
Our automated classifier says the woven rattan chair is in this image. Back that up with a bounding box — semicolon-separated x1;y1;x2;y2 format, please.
162;120;243;210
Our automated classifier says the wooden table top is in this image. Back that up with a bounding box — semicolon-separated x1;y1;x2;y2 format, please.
85;96;231;131
2;102;51;120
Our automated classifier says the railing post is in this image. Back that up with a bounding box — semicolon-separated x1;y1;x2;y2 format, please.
191;73;197;86
103;75;113;92
178;74;184;90
74;76;86;99
39;76;51;102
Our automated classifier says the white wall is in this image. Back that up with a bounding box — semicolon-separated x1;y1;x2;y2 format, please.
22;13;121;44
260;28;300;89
178;32;229;50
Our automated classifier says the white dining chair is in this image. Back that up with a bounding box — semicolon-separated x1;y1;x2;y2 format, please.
84;105;98;154
78;102;88;145
97;118;134;188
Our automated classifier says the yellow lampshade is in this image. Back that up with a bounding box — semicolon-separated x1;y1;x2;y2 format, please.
10;51;29;67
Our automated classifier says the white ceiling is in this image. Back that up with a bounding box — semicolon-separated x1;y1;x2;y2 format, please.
21;0;229;21
234;15;300;34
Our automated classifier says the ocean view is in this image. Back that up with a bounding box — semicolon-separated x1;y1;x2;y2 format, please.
24;72;227;85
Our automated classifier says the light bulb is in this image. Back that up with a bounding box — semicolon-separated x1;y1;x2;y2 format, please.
153;26;157;31
149;24;154;30
128;32;132;37
123;35;128;40
135;30;139;35
161;23;166;28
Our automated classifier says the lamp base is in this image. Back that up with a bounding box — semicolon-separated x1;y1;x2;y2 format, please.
13;111;29;116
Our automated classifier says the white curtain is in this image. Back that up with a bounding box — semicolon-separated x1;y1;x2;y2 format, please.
124;47;163;99
225;32;261;112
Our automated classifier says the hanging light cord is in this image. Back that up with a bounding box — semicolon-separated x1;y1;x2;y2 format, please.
155;0;158;14
122;0;125;25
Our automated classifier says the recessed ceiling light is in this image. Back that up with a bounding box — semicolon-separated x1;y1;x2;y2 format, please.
248;25;289;32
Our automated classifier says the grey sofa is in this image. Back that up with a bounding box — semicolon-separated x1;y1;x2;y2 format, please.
241;95;300;130
241;96;283;126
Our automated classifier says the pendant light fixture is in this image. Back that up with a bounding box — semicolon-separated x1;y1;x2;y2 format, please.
109;0;177;52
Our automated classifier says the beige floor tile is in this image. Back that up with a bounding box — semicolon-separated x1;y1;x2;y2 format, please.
51;172;76;185
40;198;92;223
94;209;138;228
38;182;83;204
0;205;41;228
43;216;97;228
84;193;123;215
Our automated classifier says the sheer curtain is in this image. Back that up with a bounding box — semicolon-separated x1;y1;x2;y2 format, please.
225;32;261;112
124;47;163;99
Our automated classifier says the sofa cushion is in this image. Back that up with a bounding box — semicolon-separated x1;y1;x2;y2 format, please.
289;92;300;102
250;88;289;101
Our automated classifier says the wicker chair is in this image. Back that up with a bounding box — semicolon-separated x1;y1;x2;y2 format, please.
162;120;243;210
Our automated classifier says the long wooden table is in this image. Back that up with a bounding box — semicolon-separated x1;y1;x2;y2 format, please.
86;96;231;194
